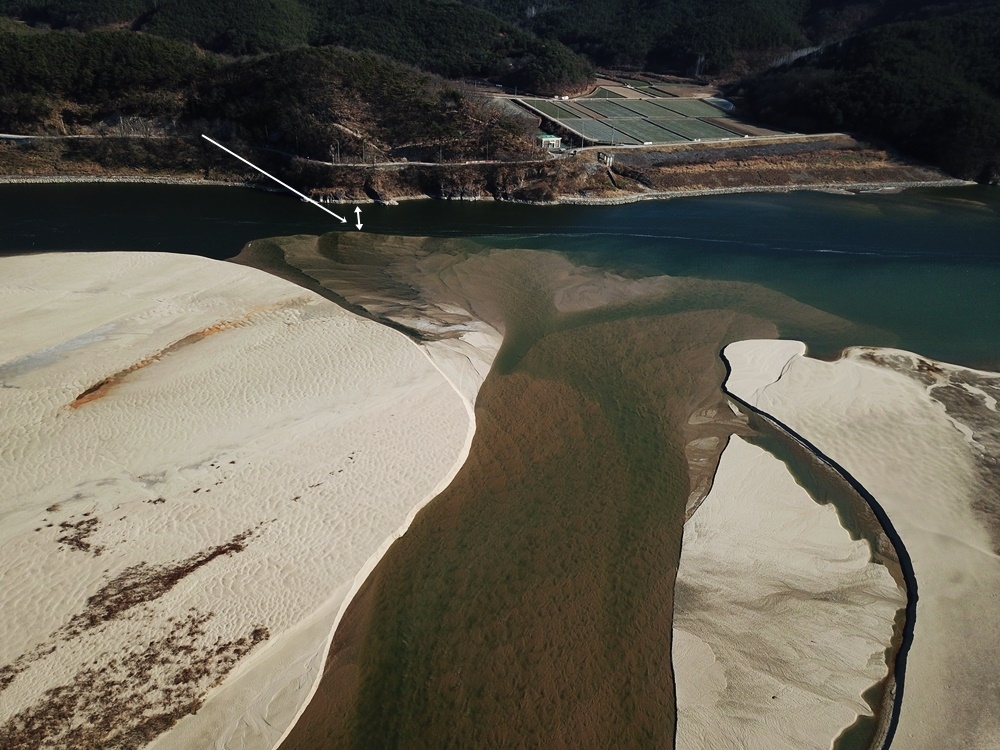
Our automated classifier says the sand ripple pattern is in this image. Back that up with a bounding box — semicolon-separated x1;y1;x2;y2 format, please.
673;436;904;749
0;252;470;750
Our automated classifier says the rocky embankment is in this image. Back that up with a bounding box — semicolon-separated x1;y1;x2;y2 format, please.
0;134;968;204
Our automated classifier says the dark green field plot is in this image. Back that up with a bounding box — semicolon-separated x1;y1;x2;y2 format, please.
518;96;750;144
558;119;641;144
651;118;736;140
655;99;725;117
521;99;578;119
614;99;687;118
648;87;678;97
576;99;639;118
607;119;689;143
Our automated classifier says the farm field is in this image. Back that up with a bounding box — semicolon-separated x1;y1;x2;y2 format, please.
649;118;737;140
575;99;639;118
608;119;689;144
582;87;625;98
614;99;694;118
702;118;788;137
524;99;580;119
557;118;642;145
518;95;758;146
654;99;724;117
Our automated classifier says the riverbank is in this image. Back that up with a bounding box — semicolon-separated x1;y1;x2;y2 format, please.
0;170;971;207
674;435;904;750
0;133;974;206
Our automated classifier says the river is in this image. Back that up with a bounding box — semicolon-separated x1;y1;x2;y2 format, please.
2;182;999;749
3;183;997;366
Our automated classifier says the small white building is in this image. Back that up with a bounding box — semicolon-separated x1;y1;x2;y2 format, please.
537;132;562;150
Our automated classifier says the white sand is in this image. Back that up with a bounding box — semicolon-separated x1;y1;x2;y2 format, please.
0;252;472;749
724;339;1000;750
673;436;904;749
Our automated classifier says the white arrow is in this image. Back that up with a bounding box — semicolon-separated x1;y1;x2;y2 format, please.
201;135;347;223
354;206;363;231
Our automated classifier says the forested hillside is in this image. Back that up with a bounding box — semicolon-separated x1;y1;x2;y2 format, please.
733;3;1000;181
471;0;809;73
0;0;592;94
2;0;992;85
2;0;999;184
0;28;537;164
472;0;994;74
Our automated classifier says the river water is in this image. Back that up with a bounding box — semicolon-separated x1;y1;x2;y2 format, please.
2;183;997;366
2;182;998;749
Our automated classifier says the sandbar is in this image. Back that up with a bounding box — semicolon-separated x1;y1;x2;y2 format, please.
0;252;471;749
673;435;904;749
724;339;1000;749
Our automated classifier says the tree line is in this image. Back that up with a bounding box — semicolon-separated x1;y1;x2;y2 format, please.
0;0;593;94
0;27;540;164
732;3;1000;181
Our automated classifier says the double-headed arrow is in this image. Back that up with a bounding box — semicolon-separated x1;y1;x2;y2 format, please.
201;135;348;223
354;206;363;231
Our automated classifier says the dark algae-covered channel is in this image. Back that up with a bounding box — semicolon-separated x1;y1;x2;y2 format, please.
3;183;999;749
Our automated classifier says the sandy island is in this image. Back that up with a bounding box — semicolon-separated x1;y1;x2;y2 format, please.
673;435;904;749
724;339;1000;750
0;252;472;749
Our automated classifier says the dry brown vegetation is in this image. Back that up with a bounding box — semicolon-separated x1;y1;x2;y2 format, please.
55;516;104;556
63;529;254;636
0;528;263;749
0;610;269;750
610;136;954;193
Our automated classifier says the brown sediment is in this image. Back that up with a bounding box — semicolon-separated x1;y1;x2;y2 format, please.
280;308;776;750
244;233;891;750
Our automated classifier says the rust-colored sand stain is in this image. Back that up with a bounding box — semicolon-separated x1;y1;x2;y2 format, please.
68;311;272;409
69;321;237;408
